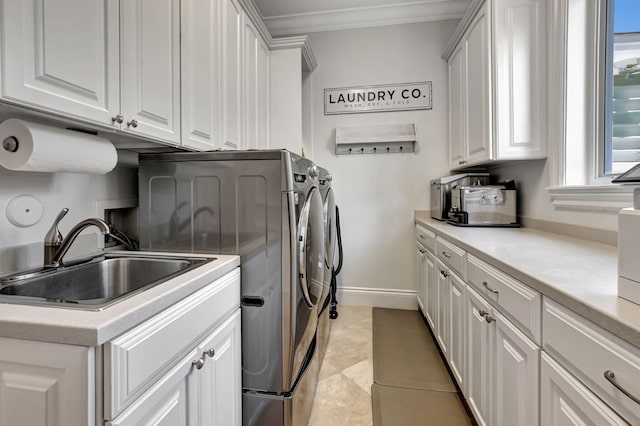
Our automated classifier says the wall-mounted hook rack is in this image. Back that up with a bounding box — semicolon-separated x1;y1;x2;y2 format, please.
335;123;417;155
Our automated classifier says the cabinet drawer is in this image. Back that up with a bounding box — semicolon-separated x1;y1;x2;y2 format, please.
543;298;640;423
436;236;466;277
104;268;241;419
415;224;436;253
467;254;541;343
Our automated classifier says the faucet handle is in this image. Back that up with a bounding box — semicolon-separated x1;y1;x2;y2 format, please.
44;208;69;246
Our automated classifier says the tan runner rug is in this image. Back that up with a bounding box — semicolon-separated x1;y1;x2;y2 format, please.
372;384;473;426
372;307;456;392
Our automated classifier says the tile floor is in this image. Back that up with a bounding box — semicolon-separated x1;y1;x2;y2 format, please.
308;305;374;426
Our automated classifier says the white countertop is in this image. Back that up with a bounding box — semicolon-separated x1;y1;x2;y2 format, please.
0;251;240;346
414;211;640;349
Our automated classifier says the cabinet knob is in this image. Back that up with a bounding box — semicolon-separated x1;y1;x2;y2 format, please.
441;251;451;259
111;114;123;124
440;269;449;278
126;119;138;128
192;357;205;370
485;314;496;324
205;348;215;358
478;309;488;317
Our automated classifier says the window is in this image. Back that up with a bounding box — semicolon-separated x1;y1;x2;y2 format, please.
546;0;638;212
605;0;640;175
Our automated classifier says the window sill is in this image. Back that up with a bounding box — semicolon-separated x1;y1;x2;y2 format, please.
546;185;634;213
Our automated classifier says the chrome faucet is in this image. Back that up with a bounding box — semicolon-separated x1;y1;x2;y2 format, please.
44;208;111;268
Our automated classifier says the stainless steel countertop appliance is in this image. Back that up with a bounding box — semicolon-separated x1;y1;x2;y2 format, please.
447;182;518;227
430;173;490;220
138;150;325;426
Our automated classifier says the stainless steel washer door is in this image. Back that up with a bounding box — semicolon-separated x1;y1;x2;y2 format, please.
290;186;324;386
298;187;325;308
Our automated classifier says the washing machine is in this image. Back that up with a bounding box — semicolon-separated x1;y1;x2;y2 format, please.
138;149;325;425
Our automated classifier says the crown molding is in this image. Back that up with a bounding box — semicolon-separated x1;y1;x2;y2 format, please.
441;0;484;60
239;0;273;44
262;0;470;36
270;35;318;71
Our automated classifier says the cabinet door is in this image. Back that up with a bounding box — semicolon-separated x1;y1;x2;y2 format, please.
121;0;181;144
493;0;546;160
493;311;539;426
0;338;93;426
416;244;427;315
198;310;242;426
221;0;243;150
465;286;493;426
449;271;466;387
540;352;627;426
181;0;220;150
243;18;259;150
436;260;451;359
1;0;119;125
425;250;437;330
464;2;492;166
107;350;197;426
448;43;466;169
257;35;270;149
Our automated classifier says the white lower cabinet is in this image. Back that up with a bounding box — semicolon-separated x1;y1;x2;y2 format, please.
436;259;451;359
541;352;627;426
416;243;427;316
465;285;493;426
425;250;437;330
449;271;466;388
0;268;241;426
465;285;539;426
0;338;94;426
108;310;242;426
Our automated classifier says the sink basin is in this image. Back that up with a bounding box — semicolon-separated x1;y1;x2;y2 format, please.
0;254;212;310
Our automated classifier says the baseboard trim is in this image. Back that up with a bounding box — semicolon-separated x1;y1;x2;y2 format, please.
336;286;418;310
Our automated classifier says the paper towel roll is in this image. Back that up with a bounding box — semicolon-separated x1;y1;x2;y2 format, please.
0;119;117;174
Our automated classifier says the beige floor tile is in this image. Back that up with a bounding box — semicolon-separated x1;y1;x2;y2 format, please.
310;306;374;425
309;373;373;426
342;359;374;395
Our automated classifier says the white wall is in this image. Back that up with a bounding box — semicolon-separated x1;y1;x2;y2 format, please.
0;162;137;273
308;20;458;304
492;161;619;232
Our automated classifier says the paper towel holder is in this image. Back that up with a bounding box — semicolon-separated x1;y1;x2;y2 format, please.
2;136;18;153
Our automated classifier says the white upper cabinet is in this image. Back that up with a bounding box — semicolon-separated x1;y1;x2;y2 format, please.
0;0;275;151
1;0;120;125
221;0;244;150
181;0;220;150
443;0;547;170
120;0;181;145
243;17;270;150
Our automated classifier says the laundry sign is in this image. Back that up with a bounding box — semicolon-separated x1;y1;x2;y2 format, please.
324;82;432;115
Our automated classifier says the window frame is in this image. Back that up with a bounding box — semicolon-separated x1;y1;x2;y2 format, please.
546;0;634;212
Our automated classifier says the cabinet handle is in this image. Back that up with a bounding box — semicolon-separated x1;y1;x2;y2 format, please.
111;114;123;124
441;251;451;259
440;270;449;278
419;249;426;254
126;119;138;128
482;281;499;294
485;314;496;324
478;309;488;317
604;370;640;405
419;235;427;239
192;356;206;370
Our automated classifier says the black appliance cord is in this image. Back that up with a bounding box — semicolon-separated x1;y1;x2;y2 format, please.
329;205;343;319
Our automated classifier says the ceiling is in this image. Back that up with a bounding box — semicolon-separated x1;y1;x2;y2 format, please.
252;0;470;36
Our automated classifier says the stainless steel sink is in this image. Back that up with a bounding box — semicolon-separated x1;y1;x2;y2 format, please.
0;254;212;310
